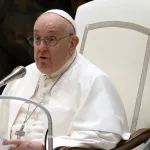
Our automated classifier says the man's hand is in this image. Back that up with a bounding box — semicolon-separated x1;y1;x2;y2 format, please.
2;139;45;150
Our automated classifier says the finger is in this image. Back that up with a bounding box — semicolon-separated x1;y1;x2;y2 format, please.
3;139;24;145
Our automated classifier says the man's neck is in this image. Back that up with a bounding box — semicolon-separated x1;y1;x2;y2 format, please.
43;51;77;79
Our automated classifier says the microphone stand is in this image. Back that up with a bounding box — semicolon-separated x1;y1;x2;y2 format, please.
0;95;53;150
0;96;149;150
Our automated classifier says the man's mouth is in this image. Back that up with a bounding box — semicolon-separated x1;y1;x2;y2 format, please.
39;56;49;59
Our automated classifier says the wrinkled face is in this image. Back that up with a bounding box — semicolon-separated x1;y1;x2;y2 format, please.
33;13;79;75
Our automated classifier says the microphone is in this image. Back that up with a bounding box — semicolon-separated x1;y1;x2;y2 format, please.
0;66;26;88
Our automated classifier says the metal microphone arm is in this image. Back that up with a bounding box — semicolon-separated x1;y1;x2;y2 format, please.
0;95;53;150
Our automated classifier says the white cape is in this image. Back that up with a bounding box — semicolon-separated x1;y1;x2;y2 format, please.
0;53;130;149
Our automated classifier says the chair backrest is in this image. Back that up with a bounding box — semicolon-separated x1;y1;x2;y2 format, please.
75;0;150;134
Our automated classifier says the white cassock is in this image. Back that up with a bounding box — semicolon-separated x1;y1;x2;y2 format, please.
0;52;130;150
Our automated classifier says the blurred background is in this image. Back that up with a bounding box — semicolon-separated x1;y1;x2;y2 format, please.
0;0;92;93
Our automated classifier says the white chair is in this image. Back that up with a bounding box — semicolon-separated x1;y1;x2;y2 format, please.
74;0;150;149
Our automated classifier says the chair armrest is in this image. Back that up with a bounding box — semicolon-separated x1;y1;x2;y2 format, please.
112;128;150;150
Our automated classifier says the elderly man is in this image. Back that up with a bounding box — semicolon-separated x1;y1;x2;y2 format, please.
0;9;130;150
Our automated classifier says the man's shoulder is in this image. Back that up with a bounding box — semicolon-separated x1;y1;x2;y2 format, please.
77;53;107;78
25;63;40;75
73;53;111;90
25;63;37;71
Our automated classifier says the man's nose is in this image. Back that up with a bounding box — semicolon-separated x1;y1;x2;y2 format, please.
38;40;48;51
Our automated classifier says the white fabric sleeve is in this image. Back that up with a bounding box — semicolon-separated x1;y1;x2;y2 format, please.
52;74;129;149
53;131;121;150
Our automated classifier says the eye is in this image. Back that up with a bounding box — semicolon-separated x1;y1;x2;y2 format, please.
34;36;41;41
48;36;56;42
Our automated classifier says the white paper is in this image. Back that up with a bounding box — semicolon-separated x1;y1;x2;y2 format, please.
0;136;14;150
0;145;11;150
0;136;5;144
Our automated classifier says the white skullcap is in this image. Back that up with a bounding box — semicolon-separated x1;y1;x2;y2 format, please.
44;9;76;33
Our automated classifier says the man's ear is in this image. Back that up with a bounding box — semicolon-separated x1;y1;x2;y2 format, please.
69;35;79;55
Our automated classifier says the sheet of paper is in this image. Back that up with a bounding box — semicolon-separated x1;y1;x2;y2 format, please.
0;145;11;150
0;136;5;144
0;136;13;150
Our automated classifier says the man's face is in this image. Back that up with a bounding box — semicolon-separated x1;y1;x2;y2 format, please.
33;13;78;75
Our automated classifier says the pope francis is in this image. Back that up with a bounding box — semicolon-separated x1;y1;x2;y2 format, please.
0;9;130;150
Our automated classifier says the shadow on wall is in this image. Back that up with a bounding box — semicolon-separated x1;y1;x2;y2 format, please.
0;0;91;94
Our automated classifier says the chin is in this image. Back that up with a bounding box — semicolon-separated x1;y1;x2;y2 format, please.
35;62;51;74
